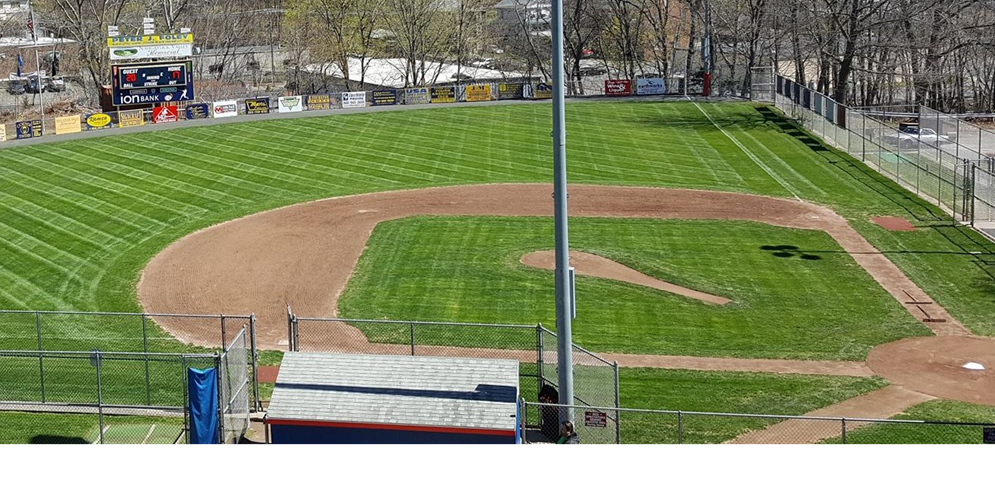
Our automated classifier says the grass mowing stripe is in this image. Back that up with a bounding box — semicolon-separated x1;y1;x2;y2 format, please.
736;128;829;198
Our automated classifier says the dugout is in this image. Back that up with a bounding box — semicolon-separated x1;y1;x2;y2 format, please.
265;352;520;444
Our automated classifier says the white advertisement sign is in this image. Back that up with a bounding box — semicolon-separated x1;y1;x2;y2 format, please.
342;91;367;109
278;95;304;113
636;78;666;96
109;44;193;60
212;100;238;118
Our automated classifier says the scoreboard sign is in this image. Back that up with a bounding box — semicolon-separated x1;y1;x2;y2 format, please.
112;61;194;105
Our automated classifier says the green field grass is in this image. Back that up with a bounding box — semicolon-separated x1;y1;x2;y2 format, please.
0;412;184;444
824;400;995;444
339;216;927;360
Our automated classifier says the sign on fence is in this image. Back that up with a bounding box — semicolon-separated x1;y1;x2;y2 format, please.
0;124;6;142
108;33;194;47
465;84;492;102
186;103;210;120
533;83;553;99
245;98;270;115
498;83;524;100
153;105;179;123
371;90;398;106
213;100;238;118
55;115;82;135
86;113;113;130
278;95;304;113
119;110;145;128
985;427;995;444
405;88;430;105
16;120;43;139
306;94;331;110
605;79;632;97
430;87;456;103
636;78;665;96
584;411;607;428
342;91;367;108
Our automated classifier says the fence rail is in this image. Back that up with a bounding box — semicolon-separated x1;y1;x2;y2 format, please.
521;402;995;444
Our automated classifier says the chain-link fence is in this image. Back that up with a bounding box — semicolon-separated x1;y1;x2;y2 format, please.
0;350;216;443
287;307;620;438
0;310;261;412
219;327;250;444
520;402;995;444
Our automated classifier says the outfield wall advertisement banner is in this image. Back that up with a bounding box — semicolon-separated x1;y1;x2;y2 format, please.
605;80;632;97
108;33;194;47
109;44;193;61
16;120;43;139
405;88;430;105
342;91;367;108
55;115;82;135
636;78;665;95
532;83;553;99
430;87;456;103
186;103;210;119
153;106;179;123
306;94;331;110
498;83;524;100
278;95;304;113
371;90;398;106
119;110;145;128
0;125;6;142
213;100;238;118
245;98;270;115
85;113;113;130
465;85;492;102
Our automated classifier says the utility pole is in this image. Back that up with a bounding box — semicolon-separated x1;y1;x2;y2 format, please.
551;0;574;422
28;0;45;130
702;0;712;97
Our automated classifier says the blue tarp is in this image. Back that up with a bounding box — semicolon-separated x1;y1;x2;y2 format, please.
188;367;219;444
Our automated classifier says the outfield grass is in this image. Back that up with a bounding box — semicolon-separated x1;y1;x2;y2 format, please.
0;412;183;444
824;400;995;444
615;368;887;444
1;100;994;350
339;216;927;360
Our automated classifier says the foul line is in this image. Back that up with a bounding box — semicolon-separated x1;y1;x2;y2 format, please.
690;100;802;201
142;424;157;444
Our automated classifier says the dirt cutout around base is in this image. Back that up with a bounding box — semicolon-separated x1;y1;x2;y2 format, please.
520;250;732;305
139;183;966;350
871;216;916;232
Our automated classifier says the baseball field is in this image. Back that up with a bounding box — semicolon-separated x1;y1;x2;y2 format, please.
2;99;995;443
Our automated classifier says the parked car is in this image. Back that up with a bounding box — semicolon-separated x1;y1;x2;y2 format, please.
45;77;66;92
883;126;951;148
5;79;26;95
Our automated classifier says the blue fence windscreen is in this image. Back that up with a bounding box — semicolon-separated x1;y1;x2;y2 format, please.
188;367;219;444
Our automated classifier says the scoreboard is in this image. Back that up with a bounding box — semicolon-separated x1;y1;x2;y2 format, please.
111;61;195;105
117;63;189;90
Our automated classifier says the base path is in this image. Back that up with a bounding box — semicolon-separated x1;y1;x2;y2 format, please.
727;385;935;444
138;183;965;349
521;250;731;305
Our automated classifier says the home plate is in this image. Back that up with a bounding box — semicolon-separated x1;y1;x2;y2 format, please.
963;362;985;371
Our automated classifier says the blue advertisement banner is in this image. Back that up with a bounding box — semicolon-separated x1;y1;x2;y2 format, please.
371;90;398;106
405;88;430;105
15;120;43;139
186;103;210;120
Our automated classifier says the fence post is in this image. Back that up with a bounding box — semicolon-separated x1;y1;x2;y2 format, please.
250;313;261;412
536;324;544;400
142;313;151;406
215;353;224;444
677;411;683;444
286;305;294;352
409;322;416;356
182;355;189;444
613;361;621;444
96;351;104;444
841;418;847;444
220;314;227;348
35;311;44;403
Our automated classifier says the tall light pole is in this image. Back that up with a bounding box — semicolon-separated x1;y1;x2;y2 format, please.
550;0;574;422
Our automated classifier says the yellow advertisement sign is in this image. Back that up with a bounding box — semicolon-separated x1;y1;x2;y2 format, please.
86;113;113;129
0;124;6;142
108;33;194;47
119;110;145;128
55;115;82;135
465;85;492;102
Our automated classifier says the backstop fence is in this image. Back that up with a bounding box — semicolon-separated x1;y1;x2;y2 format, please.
520;402;995;444
286;307;621;442
769;75;995;236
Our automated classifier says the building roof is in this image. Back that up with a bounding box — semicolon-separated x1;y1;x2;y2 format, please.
267;352;519;432
304;57;527;89
494;0;550;9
